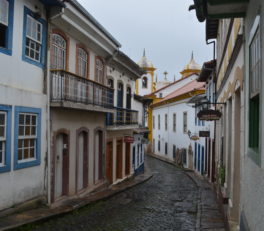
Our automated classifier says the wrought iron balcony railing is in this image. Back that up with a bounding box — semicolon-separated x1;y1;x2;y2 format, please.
106;107;138;126
50;70;114;109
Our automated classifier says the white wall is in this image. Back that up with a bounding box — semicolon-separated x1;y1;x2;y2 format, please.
152;99;205;168
138;73;153;96
0;0;47;210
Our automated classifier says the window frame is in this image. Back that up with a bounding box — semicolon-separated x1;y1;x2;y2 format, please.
0;0;14;56
183;111;188;133
0;105;11;173
158;114;160;130
248;15;261;165
165;142;168;155
14;106;41;170
76;45;89;78
95;57;104;84
153;115;155;129
22;6;47;68
165;114;168;131
173;113;176;132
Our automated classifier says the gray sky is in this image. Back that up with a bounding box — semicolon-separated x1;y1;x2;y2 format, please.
78;0;213;82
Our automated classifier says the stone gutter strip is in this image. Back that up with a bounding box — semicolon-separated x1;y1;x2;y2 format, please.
0;170;153;231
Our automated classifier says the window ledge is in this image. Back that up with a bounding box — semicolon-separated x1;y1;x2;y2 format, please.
0;47;12;56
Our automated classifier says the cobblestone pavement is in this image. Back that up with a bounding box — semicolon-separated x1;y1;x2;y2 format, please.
18;156;225;231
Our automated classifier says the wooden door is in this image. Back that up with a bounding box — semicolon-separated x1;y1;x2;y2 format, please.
106;141;113;183
62;134;69;196
125;143;131;176
77;131;88;192
55;133;69;199
116;140;123;179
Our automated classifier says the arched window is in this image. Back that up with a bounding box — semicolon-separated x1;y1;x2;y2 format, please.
95;58;104;84
107;78;114;89
142;76;148;88
77;47;88;78
51;33;66;70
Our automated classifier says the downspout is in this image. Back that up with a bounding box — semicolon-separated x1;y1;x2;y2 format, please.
45;6;52;205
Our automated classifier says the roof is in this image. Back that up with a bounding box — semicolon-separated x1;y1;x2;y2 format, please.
70;0;121;48
152;80;205;107
146;72;199;97
39;0;65;7
198;59;216;82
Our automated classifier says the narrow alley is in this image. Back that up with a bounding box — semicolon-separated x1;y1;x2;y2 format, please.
17;156;225;231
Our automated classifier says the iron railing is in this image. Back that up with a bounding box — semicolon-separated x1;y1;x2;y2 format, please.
50;70;114;108
106;107;138;126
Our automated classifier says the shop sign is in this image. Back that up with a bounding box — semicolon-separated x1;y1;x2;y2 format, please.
199;131;210;137
124;136;134;143
197;109;222;121
190;135;199;141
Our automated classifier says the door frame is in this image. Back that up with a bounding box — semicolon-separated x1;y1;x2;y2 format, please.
51;128;70;203
93;127;105;184
75;127;89;193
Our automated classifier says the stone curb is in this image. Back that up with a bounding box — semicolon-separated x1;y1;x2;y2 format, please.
0;171;153;231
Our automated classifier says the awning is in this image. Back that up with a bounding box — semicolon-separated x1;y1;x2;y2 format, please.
39;0;65;7
189;0;249;22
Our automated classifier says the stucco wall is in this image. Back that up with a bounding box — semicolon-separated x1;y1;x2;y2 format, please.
0;0;47;210
51;109;105;196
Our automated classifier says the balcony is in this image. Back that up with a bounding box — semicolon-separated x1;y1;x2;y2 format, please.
50;70;114;113
106;108;139;130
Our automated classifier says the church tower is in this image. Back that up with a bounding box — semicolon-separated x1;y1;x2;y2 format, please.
136;49;156;96
180;52;201;78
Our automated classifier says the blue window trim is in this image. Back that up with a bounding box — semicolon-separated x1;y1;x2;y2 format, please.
0;0;14;56
22;6;47;68
0;105;12;173
14;106;41;170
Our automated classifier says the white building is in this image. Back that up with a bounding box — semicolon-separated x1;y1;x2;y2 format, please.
0;0;63;210
150;56;206;169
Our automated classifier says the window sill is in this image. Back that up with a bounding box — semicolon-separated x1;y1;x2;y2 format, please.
22;55;44;68
14;158;40;170
248;147;261;167
0;164;11;173
0;47;12;56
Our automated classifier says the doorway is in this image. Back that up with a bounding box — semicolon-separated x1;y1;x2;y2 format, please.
106;141;113;183
54;132;69;200
76;130;89;192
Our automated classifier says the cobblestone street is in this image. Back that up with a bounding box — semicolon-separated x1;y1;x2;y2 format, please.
19;156;225;231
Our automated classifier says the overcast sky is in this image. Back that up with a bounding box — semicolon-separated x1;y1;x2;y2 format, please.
78;0;213;82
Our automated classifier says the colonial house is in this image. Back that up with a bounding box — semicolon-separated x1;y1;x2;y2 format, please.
47;0;121;203
0;0;63;211
190;0;264;230
105;51;145;184
150;56;206;169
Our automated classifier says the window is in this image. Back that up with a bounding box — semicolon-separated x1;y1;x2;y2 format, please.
158;140;160;152
77;47;88;78
51;33;66;70
165;142;168;155
95;58;104;84
158;115;160;130
14;107;41;170
165;114;167;130
0;105;11;173
249;16;261;162
153;139;155;152
182;149;187;165
183;112;188;133
23;7;46;67
108;78;114;88
0;0;13;55
173;113;176;132
153;116;155;129
142;76;148;88
173;145;176;158
159;93;163;98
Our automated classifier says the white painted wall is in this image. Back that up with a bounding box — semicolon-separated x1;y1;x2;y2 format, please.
0;0;47;210
152;99;205;168
137;73;153;96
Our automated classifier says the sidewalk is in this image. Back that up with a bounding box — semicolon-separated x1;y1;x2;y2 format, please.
0;168;153;231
